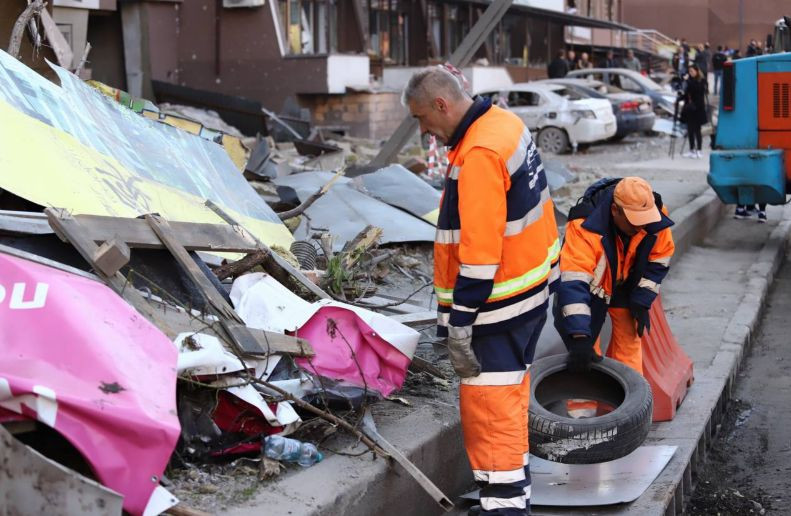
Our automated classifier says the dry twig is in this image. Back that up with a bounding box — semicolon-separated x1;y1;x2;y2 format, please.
277;168;345;220
8;0;45;58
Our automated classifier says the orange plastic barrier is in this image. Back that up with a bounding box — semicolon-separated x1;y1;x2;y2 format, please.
642;295;694;422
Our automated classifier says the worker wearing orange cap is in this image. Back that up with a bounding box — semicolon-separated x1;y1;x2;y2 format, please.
555;176;675;376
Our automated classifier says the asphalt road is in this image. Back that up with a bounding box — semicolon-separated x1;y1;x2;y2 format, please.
689;250;791;515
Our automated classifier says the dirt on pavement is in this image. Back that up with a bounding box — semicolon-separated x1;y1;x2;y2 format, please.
688;252;791;515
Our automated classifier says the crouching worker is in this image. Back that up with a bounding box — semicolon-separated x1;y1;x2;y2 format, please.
554;177;675;388
404;66;560;515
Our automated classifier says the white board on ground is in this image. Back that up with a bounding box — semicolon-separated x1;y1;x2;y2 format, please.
461;445;677;506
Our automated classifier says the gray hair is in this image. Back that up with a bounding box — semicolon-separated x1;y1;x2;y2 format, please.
401;66;466;107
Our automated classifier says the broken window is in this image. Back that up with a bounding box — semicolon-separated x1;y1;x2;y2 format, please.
277;0;338;55
368;0;408;65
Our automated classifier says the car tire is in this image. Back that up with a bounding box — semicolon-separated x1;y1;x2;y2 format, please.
537;127;570;154
528;354;653;464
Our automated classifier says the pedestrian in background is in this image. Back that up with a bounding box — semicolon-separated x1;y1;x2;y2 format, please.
602;49;618;68
548;49;569;78
681;64;707;159
577;52;593;70
404;65;560;516
623;49;641;72
712;45;726;94
746;39;759;57
695;43;711;91
567;49;578;71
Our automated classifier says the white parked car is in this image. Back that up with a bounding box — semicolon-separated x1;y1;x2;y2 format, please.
476;82;617;154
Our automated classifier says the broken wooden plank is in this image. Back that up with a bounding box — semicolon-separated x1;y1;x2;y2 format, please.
212;249;270;280
390;311;437;327
409;356;446;379
341;225;382;269
361;296;427;314
92;238;131;277
146;301;314;357
40;8;74;68
204;199;331;300
0;211;51;235
45;208;176;336
145;214;241;322
361;410;454;512
74;214;259;252
165;504;212;516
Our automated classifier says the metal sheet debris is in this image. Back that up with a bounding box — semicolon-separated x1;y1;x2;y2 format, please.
0;425;125;516
0;50;292;248
274;172;436;251
462;445;677;506
0;250;181;515
354;164;441;225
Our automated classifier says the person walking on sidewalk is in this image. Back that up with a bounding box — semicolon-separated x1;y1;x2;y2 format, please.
712;45;726;94
734;203;768;222
404;66;560;516
681;64;708;158
554;177;675;377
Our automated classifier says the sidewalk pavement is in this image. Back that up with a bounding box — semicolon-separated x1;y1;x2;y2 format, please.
227;174;791;516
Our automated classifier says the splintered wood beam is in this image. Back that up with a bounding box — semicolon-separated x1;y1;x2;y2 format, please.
92;238;131;277
44;208;175;336
204;199;331;300
145;214;241;323
74;214;259;252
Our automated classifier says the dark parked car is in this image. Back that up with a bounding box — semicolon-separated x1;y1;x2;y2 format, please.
566;68;677;116
537;78;655;139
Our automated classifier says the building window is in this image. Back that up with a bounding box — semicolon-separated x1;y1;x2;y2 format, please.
368;0;408;65
278;0;338;55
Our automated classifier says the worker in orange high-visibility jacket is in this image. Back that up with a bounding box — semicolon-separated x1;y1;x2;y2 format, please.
554;177;675;386
404;66;560;516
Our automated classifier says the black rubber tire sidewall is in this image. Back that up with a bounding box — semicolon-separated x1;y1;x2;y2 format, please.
528;354;653;464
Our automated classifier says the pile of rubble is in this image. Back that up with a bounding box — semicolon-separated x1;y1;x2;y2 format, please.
0;47;452;516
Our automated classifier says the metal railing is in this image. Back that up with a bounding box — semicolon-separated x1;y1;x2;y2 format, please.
626;29;679;59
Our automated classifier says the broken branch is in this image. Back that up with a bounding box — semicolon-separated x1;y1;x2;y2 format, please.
276;168;345;220
8;0;45;59
212;249;270;280
249;375;389;459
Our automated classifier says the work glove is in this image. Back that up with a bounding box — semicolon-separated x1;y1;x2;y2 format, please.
629;302;651;337
566;336;602;374
446;325;481;378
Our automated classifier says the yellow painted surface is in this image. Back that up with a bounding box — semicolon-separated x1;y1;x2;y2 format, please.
0;100;292;248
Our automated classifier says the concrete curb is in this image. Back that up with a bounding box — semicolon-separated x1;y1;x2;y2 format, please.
227;188;731;516
627;204;791;516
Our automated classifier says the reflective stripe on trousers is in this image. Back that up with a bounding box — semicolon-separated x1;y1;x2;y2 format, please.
460;315;546;515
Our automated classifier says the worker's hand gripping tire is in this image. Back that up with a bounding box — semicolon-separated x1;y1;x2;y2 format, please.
566;337;603;373
447;325;481;378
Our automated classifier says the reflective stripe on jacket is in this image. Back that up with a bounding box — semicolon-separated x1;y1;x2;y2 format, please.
557;186;674;339
435;97;560;337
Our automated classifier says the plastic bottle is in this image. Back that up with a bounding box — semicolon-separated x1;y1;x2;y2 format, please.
264;435;324;467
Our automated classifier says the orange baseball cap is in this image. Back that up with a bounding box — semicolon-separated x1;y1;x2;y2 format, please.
613;177;661;226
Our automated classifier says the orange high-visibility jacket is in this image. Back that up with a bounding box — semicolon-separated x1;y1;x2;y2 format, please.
435;98;560;337
556;181;675;340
